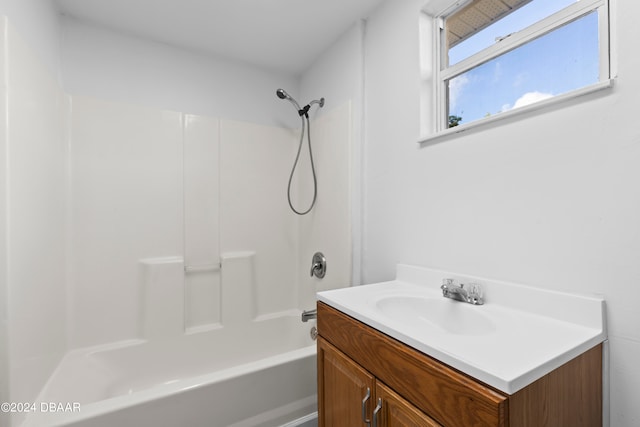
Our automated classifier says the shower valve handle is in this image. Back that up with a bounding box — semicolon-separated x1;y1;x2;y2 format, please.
310;252;326;278
310;262;320;276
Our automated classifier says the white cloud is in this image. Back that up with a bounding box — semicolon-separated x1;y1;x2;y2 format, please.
512;91;553;109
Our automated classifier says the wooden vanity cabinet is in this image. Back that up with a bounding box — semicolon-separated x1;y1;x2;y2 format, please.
317;302;603;427
318;337;441;427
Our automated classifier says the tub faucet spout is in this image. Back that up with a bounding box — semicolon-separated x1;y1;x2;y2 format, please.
301;309;317;322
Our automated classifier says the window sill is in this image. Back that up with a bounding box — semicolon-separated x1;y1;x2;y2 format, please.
418;78;615;146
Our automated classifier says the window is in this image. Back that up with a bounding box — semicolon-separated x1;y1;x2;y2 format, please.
430;0;611;132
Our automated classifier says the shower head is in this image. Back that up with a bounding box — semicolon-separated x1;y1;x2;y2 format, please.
276;88;301;111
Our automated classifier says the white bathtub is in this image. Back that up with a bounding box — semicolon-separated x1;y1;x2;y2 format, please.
22;314;317;427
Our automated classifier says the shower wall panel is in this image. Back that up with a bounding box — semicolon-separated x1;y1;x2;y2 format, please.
0;17;69;423
219;119;299;319
69;97;183;348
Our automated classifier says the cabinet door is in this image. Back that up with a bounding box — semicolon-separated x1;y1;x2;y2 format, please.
375;382;442;427
318;337;375;427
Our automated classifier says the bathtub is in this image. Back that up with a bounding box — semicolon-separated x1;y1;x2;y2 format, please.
22;314;317;427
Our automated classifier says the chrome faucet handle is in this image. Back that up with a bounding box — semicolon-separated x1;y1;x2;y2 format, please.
310;262;321;276
441;278;455;289
466;283;484;305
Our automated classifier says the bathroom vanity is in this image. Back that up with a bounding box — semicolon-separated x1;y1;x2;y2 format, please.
316;265;607;427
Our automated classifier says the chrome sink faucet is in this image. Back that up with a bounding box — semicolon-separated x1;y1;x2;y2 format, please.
441;279;484;305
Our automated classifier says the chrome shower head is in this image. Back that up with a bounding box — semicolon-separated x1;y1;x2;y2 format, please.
276;88;301;111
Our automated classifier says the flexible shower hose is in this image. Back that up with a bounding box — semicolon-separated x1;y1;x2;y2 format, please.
287;115;317;215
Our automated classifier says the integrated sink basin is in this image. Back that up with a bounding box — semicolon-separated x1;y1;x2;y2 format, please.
317;264;606;394
375;295;496;336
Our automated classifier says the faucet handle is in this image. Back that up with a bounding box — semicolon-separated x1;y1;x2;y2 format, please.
310;252;326;278
466;283;484;305
441;278;457;298
442;278;455;288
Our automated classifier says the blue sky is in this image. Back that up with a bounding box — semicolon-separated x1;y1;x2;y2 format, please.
447;0;600;126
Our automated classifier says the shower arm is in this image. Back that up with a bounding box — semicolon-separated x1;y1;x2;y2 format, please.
308;98;325;108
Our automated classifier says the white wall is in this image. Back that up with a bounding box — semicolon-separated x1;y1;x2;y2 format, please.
60;16;300;129
363;0;639;425
0;17;69;427
363;0;422;282
301;22;364;119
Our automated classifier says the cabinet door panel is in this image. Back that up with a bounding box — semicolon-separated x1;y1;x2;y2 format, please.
376;382;442;427
318;337;375;427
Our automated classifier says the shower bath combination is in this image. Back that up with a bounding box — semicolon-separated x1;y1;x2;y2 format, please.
277;88;325;215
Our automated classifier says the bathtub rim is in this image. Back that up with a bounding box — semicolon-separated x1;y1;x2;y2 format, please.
23;343;317;427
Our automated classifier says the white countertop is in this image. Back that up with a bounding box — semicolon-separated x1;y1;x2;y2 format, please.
317;264;606;394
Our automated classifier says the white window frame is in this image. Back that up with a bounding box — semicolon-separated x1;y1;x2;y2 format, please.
425;0;612;140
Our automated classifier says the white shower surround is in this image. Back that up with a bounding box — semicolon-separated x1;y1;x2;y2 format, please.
1;15;353;427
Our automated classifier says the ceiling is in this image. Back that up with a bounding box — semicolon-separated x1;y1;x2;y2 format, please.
54;0;386;75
